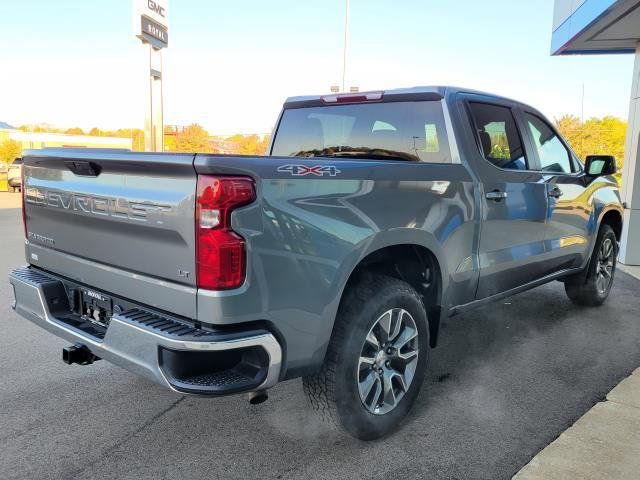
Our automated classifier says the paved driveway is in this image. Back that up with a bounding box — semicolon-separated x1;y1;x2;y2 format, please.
1;206;639;480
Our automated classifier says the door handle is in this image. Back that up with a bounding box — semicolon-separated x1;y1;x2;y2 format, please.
548;187;563;198
486;190;508;201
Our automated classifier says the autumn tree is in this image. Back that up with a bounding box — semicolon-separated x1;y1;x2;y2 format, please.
0;139;22;164
259;135;271;154
18;124;63;133
131;129;145;151
19;125;47;133
110;128;145;151
226;134;271;155
163;126;177;152
555;115;627;169
174;124;212;153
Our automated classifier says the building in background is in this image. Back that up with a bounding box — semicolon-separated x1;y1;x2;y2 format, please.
0;128;132;151
552;0;640;265
0;127;132;190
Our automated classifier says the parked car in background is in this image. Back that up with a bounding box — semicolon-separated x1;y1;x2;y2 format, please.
8;158;23;192
9;86;623;440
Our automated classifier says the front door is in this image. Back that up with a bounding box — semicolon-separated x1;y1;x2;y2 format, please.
521;111;591;273
465;99;550;299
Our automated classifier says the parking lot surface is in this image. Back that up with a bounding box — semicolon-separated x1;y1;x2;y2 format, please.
1;204;639;480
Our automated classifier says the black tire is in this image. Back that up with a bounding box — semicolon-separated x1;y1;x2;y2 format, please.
303;274;430;440
565;224;617;307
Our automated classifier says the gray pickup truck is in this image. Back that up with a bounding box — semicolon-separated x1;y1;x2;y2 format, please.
10;86;623;440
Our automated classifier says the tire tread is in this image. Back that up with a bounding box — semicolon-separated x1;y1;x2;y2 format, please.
565;224;617;307
302;273;424;436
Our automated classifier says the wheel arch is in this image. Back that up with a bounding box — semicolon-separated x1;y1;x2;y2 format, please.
302;231;449;377
599;208;623;241
571;205;623;284
337;242;445;349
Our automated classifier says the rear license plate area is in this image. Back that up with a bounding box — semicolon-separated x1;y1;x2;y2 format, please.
79;288;113;328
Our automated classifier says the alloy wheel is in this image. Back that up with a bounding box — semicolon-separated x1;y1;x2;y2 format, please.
596;237;615;295
357;308;419;415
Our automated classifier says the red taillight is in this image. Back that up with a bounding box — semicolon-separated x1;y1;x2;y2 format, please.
21;167;27;239
195;176;255;290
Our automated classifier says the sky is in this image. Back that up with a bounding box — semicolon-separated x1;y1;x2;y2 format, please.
0;0;635;135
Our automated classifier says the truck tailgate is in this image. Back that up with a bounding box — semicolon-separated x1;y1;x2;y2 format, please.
23;150;197;292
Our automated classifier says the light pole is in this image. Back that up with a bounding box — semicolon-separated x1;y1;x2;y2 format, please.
342;0;350;92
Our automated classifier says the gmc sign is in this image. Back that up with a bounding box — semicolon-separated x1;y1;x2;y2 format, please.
147;0;166;18
133;0;168;49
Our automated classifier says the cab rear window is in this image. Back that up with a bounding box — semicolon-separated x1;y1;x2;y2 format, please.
271;101;451;163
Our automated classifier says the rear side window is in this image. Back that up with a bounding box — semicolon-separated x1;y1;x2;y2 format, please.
468;102;527;171
524;113;573;173
271;101;451;163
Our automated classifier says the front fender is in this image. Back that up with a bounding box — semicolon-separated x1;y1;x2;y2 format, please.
580;177;622;270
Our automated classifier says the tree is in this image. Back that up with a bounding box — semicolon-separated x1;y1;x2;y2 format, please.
88;127;101;136
18;124;61;133
130;129;145;151
555;115;627;169
175;124;212;153
111;128;145;151
226;134;271;155
258;135;271;154
555;115;582;154
65;127;84;135
163;126;177;152
0;139;22;164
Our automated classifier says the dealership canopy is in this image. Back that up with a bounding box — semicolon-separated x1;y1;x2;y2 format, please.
552;0;640;265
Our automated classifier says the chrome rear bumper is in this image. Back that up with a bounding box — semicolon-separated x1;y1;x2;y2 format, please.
9;266;282;395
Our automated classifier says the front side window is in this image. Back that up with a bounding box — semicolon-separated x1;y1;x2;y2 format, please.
468;102;527;171
524;113;573;174
271;101;451;163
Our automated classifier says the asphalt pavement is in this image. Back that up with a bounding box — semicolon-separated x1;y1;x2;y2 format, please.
1;199;640;480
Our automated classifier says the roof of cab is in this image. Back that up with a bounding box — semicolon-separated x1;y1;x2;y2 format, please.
283;85;529;109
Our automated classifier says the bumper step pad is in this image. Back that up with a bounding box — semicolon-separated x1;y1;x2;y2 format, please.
117;309;217;340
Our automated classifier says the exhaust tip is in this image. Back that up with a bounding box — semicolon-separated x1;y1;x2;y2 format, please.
248;391;268;405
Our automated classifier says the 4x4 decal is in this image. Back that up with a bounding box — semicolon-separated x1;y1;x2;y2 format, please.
277;164;341;177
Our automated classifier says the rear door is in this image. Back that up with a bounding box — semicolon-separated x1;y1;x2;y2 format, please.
23;150;197;286
463;97;550;299
520;111;591;272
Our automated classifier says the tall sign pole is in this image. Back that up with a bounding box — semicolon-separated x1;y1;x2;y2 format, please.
133;0;169;152
342;0;350;93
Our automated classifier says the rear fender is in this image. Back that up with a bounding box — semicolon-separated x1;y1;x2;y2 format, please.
305;229;448;372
